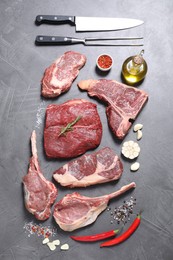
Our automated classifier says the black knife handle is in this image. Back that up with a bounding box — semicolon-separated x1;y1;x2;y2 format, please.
35;15;75;25
35;36;74;45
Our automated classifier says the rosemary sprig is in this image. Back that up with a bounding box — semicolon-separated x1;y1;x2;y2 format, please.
58;116;82;137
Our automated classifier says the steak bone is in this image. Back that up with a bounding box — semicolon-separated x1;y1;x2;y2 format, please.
53;182;136;231
23;131;58;220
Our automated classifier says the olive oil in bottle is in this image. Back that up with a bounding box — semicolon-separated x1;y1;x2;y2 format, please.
122;50;147;84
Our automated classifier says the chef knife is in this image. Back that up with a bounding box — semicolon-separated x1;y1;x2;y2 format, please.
35;15;144;31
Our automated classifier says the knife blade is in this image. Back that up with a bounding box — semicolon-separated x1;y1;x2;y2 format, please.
35;15;144;31
35;35;144;46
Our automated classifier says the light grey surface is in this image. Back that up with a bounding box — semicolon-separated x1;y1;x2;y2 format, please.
0;0;173;259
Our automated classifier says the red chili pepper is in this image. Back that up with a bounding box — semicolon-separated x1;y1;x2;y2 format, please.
100;213;141;247
70;228;119;242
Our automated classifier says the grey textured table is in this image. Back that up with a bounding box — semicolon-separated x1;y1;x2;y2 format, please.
0;1;173;259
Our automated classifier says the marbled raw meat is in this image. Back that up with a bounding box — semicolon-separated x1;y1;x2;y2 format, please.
44;99;102;159
53;147;123;187
53;182;136;231
41;51;86;98
78;79;148;139
23;131;57;220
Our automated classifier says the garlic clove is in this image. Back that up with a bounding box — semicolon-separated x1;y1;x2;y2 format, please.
134;124;143;132
47;242;56;251
137;130;143;140
52;239;60;246
60;243;69;250
42;238;49;244
130;162;140;171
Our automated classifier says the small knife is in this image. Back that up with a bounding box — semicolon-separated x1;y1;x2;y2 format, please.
35;15;144;31
35;36;143;46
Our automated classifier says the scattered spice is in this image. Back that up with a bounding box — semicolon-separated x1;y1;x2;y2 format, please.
23;221;56;238
100;212;141;247
24;222;69;252
107;197;136;225
58;116;82;137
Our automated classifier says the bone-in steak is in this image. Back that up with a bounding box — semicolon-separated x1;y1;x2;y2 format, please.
53;147;123;188
78;79;148;139
23;131;57;220
41;51;86;98
53;182;136;231
44;99;102;159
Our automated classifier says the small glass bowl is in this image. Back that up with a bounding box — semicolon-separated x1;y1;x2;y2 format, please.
96;54;113;72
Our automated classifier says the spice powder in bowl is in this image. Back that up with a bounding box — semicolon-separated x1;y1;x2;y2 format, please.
96;54;113;72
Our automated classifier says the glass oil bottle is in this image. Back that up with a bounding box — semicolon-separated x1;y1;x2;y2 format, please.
122;50;147;85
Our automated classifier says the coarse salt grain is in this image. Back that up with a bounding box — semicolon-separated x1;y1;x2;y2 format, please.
108;197;136;225
23;221;56;238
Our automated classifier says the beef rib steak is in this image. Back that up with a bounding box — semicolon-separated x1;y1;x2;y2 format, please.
53;147;123;188
53;182;136;231
23;130;57;220
44;99;102;159
41;51;86;98
78;79;148;139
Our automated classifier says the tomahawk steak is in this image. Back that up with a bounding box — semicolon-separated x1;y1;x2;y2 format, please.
53;182;136;231
23;131;57;220
53;147;123;187
41;51;86;98
78;79;148;139
44;99;102;159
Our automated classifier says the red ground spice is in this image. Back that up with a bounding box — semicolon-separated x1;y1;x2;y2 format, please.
24;221;56;238
98;55;112;69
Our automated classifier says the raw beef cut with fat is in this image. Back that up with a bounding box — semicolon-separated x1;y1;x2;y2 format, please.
44;99;102;159
53;182;136;231
41;51;86;98
23;131;57;220
78;79;148;139
53;147;123;188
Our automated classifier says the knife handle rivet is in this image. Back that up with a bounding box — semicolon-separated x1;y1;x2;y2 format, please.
52;37;56;41
69;17;72;21
54;16;58;20
64;37;68;41
40;16;43;20
39;37;43;40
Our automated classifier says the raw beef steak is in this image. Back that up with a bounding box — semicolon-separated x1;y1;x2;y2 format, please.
53;182;136;231
44;99;102;159
23;131;57;220
41;51;86;98
53;147;123;188
78;79;148;139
